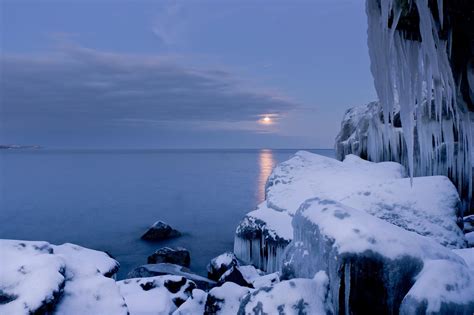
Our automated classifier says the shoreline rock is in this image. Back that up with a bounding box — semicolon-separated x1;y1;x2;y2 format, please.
148;247;191;267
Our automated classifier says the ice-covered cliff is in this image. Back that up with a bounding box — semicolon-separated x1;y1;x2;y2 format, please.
361;0;474;215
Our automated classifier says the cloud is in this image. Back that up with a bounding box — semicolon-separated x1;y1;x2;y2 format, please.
0;45;297;135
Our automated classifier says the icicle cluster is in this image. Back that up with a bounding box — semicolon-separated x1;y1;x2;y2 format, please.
366;0;473;214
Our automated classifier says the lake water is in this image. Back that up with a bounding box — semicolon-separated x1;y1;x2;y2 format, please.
0;148;334;278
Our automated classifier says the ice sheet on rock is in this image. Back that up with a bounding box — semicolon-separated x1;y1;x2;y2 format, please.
238;271;331;315
118;275;195;315
399;260;474;314
205;282;250;314
173;289;207;315
0;240;66;315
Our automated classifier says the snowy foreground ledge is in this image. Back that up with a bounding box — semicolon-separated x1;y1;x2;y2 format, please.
235;151;474;314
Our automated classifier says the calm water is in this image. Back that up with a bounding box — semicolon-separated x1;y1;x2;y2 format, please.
0;149;334;278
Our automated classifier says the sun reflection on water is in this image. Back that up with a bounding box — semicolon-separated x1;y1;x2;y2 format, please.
257;149;275;202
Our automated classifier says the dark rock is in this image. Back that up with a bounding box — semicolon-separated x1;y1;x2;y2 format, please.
464;215;474;233
207;252;239;281
147;247;190;267
141;221;181;241
127;263;216;291
218;266;253;288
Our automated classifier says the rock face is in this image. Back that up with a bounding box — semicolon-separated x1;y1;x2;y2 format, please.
283;198;474;315
127;263;216;291
147;247;191;267
117;275;195;314
141;221;181;241
207;252;239;281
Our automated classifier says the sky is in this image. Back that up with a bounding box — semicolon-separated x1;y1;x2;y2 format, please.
0;0;376;149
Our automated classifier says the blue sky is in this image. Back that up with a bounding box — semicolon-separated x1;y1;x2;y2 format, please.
0;0;376;148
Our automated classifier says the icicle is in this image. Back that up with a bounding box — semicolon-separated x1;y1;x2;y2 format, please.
365;0;473;214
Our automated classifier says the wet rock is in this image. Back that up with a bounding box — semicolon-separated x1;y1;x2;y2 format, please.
141;221;181;241
148;247;191;267
127;263;216;291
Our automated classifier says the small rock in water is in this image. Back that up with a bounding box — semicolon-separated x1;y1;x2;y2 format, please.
148;247;191;267
207;252;239;281
141;221;181;241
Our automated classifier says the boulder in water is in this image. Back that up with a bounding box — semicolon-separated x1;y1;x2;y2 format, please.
141;221;181;241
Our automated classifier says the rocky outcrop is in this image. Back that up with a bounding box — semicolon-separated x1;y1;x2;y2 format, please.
283;198;474;315
147;247;191;267
141;221;181;241
204;282;250;315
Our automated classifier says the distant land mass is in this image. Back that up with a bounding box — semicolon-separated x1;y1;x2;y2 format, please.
0;144;41;149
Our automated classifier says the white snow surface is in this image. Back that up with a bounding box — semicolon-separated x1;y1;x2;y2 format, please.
466;232;474;247
207;282;250;314
173;289;207;315
0;240;66;315
117;275;194;315
240;271;331;315
266;151;464;247
453;248;474;271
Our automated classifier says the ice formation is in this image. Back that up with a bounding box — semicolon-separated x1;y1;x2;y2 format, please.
365;0;473;214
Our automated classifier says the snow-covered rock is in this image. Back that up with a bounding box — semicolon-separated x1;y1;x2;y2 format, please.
0;240;66;315
234;203;292;272
453;248;474;270
147;247;190;267
204;282;250;314
235;151;465;273
117;275;195;315
141;221;181;241
173;289;207;315
283;197;472;314
0;240;128;315
466;232;474;247
207;252;239;281
238;271;332;315
52;243;127;315
127;263;216;290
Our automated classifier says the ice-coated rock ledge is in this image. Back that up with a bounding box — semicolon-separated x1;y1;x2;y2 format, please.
283;198;474;314
235;151;466;273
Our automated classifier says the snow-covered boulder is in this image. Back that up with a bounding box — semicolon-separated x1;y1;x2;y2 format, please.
0;240;128;315
52;243;127;315
204;282;250;314
147;247;190;267
0;240;66;315
117;275;195;314
127;263;216;290
141;221;181;241
283;197;473;314
467;232;474;247
206;252;239;281
173;289;207;315
238;271;332;315
235;151;465;272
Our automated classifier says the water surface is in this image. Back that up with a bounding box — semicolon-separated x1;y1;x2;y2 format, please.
0;148;334;278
